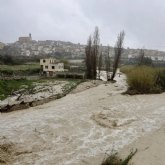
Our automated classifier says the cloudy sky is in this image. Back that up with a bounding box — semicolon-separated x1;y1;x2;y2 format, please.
0;0;165;50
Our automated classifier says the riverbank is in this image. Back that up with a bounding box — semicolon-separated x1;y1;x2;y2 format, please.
0;79;105;112
0;79;80;112
0;73;165;164
120;125;165;165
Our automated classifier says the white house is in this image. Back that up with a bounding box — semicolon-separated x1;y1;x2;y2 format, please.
40;58;65;76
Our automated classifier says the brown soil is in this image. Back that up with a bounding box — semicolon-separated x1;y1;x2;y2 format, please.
0;139;15;164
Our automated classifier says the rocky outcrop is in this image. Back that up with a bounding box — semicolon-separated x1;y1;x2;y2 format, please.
0;81;74;112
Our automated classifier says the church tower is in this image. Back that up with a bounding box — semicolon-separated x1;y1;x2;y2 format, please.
29;33;32;40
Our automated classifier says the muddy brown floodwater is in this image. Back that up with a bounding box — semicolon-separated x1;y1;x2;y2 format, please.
0;74;165;165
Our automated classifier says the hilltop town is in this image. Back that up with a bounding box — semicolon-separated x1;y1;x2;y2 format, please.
0;33;165;64
0;34;85;59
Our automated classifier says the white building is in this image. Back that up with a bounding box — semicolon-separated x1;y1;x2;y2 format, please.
18;33;32;43
0;42;5;49
26;50;31;56
40;58;65;76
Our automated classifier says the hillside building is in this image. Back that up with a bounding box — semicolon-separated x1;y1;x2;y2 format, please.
0;42;5;49
18;33;32;43
40;58;65;76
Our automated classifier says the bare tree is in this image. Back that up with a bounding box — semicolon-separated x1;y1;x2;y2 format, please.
111;31;125;81
85;26;100;79
85;35;92;79
98;46;103;79
138;48;145;65
92;26;100;79
105;46;111;81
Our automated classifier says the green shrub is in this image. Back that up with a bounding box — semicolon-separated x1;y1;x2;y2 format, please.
121;65;165;94
156;69;165;90
0;70;14;75
127;66;158;93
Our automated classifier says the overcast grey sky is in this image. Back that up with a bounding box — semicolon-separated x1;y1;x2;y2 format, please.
0;0;165;50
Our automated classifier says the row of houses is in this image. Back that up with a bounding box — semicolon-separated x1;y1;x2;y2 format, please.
1;33;165;62
128;54;165;62
13;34;85;57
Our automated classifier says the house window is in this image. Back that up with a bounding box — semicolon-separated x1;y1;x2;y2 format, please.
52;66;55;69
43;59;46;63
45;66;48;69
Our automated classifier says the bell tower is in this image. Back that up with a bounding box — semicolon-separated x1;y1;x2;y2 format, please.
29;33;32;40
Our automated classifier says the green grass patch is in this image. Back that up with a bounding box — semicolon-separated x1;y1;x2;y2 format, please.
62;79;84;93
0;63;40;71
0;63;40;76
0;79;34;100
0;78;83;100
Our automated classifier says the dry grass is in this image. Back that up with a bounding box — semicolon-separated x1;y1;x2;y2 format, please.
101;149;137;165
121;66;165;94
120;65;134;74
0;142;15;164
127;66;157;93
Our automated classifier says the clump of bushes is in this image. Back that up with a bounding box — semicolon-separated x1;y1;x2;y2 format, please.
127;66;158;94
156;69;165;91
102;149;137;165
121;66;165;94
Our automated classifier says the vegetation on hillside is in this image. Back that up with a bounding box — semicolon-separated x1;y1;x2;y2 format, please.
0;54;41;65
0;63;40;76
